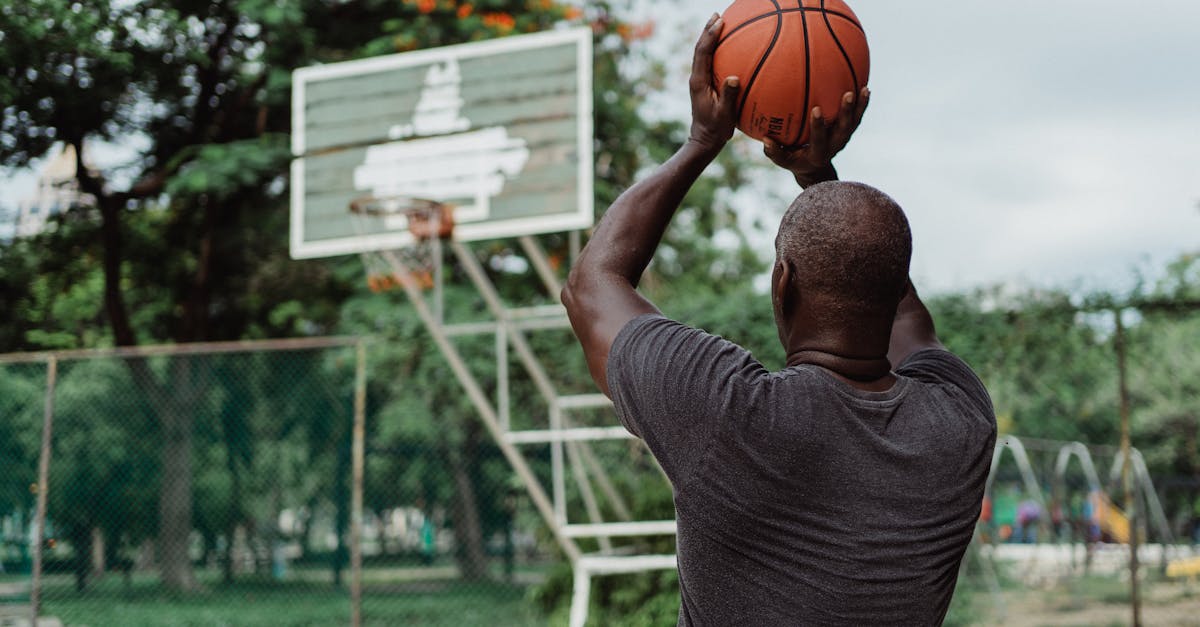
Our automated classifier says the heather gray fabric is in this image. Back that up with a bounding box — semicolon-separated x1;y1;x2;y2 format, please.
607;314;996;626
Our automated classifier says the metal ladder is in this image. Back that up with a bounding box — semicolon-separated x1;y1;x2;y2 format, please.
382;234;677;626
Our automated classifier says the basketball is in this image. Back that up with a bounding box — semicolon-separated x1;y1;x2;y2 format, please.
713;0;870;147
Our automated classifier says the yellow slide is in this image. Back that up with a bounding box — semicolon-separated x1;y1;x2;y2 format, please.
1090;492;1130;544
1091;491;1200;580
1167;557;1200;579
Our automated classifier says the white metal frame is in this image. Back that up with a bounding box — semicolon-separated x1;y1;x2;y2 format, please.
370;235;677;626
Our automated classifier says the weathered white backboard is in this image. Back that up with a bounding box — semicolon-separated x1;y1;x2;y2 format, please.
291;28;593;259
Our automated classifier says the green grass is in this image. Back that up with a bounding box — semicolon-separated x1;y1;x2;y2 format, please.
37;571;544;626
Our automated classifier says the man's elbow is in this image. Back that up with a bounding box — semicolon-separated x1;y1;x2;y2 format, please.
561;266;582;313
561;261;598;317
560;281;576;314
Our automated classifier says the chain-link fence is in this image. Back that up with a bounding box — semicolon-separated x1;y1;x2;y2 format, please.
2;326;1200;624
0;338;558;626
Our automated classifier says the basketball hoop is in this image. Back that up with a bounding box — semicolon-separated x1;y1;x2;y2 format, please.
348;195;454;294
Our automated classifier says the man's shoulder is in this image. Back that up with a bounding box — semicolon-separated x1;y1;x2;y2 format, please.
898;348;994;419
897;348;981;384
609;314;751;370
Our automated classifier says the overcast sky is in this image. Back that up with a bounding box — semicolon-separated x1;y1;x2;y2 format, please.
4;1;1196;294
636;0;1200;294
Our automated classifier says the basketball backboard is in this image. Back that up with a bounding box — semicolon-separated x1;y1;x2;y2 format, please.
290;28;593;259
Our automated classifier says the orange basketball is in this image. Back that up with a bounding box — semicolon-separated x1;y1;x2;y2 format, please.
713;0;870;147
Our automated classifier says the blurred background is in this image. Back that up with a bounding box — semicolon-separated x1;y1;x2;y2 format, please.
1;1;1197;625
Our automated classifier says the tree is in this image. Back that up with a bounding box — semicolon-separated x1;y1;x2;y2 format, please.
3;0;334;588
1126;253;1200;529
927;287;1121;444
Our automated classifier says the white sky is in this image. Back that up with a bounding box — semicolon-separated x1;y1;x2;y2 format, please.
4;1;1197;293
634;0;1200;293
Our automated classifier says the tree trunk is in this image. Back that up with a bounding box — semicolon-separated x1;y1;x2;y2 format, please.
222;525;237;584
376;511;390;557
69;525;91;592
95;189;197;592
158;393;198;592
299;497;318;558
223;439;244;584
91;527;106;579
332;444;350;587
448;421;490;582
87;140;213;595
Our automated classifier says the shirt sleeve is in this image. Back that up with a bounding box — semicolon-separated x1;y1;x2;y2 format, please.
606;314;765;485
896;348;995;419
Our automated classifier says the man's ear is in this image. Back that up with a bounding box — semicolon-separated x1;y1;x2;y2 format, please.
773;260;797;317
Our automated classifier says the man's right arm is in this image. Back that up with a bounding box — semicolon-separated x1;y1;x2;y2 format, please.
888;279;944;367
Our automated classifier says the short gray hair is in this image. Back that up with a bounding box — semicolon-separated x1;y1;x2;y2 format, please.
775;181;912;317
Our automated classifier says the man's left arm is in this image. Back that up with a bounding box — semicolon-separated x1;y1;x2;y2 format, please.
561;13;740;396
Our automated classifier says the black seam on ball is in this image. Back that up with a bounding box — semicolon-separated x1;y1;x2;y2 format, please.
737;0;785;121
717;6;863;47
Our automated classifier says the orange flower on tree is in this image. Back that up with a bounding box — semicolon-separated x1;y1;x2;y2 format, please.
417;0;436;14
457;3;473;19
617;20;656;42
482;12;516;33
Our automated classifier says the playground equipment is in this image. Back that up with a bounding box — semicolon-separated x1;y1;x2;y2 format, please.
1166;555;1200;580
984;435;1174;547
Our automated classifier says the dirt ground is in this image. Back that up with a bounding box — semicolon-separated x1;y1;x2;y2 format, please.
978;581;1200;626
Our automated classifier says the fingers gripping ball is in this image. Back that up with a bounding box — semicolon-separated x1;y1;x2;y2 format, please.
713;0;870;147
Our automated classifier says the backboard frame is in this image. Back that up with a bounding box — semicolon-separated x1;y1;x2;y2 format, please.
290;27;594;260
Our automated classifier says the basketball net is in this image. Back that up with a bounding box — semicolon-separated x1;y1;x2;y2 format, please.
348;196;454;294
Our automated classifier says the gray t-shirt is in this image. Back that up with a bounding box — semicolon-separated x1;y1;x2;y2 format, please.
607;315;996;626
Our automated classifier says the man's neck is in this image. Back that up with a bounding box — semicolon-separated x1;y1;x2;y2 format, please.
787;348;895;390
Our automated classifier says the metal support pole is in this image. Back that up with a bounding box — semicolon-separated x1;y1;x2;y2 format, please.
380;249;582;563
569;564;591;627
30;356;57;626
519;235;563;296
496;330;510;432
569;230;582;265
550;404;567;526
350;342;366;627
432;221;445;325
455;239;642;528
573;435;632;522
1115;309;1141;627
566;441;613;553
452;242;560;404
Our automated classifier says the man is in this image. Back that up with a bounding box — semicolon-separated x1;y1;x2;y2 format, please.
561;14;996;627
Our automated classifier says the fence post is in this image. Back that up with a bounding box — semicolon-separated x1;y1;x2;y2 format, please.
1114;310;1142;627
30;355;57;626
350;341;366;627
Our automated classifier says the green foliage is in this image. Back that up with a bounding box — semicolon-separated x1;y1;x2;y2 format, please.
0;0;142;164
47;357;161;581
39;574;541;626
1126;254;1200;503
164;135;291;201
0;211;110;350
929;288;1120;443
0;364;45;517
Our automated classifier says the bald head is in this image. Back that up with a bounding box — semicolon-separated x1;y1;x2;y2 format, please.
775;181;912;319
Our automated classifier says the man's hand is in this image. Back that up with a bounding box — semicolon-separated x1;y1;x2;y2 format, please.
763;87;870;187
688;14;740;156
